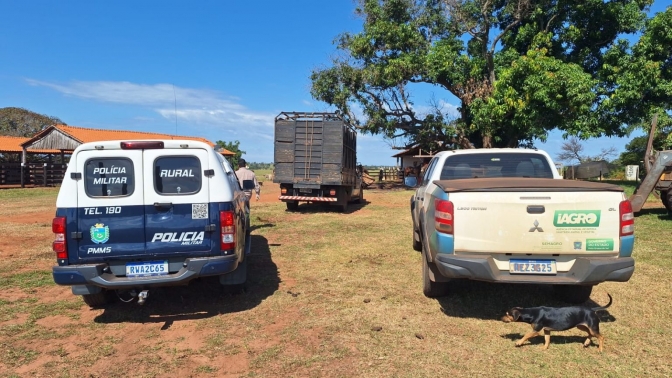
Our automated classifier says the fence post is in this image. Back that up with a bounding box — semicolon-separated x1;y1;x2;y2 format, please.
21;163;25;188
43;163;48;186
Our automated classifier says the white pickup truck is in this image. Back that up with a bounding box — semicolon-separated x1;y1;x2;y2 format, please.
410;148;635;303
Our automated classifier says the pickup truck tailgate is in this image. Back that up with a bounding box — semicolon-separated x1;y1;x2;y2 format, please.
437;178;626;255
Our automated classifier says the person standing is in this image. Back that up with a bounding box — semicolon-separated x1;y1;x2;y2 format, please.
235;158;260;201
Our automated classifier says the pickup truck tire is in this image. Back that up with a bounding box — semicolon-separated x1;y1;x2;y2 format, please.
412;228;422;252
286;201;299;211
82;290;113;308
553;284;593;304
422;243;450;298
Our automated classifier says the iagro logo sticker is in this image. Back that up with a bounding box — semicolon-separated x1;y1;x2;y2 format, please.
553;210;601;227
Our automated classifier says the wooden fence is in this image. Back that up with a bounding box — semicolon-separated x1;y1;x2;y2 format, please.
374;168;403;182
0;163;67;187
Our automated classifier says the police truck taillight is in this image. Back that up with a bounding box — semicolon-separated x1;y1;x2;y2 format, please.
52;217;67;259
434;199;454;234
619;200;634;236
220;210;236;250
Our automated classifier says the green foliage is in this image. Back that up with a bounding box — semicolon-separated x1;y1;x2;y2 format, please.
311;0;668;152
0;107;64;137
215;140;245;168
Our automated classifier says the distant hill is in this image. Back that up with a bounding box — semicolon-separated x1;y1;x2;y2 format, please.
0;107;65;137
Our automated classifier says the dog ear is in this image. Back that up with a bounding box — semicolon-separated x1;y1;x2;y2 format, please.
511;308;522;322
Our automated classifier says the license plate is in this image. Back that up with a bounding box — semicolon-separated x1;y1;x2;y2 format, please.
299;188;313;193
509;259;556;274
126;261;169;278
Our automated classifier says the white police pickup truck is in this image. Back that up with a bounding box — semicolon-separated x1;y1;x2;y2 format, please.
52;140;250;307
410;148;635;303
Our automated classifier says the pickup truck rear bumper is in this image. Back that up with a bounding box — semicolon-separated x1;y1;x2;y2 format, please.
434;255;634;285
53;255;240;293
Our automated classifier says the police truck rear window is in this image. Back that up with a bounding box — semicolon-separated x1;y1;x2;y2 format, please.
85;158;135;197
154;156;201;195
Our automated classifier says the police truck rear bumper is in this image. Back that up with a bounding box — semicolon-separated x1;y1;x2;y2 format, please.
434;255;635;285
53;255;239;291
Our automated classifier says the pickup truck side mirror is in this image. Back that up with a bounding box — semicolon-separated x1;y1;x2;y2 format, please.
242;179;256;190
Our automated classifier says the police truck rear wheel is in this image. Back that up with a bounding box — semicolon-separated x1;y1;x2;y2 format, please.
82;291;112;308
286;201;299;211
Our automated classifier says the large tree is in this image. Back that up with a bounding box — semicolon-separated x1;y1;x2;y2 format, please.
216;140;246;168
0;107;65;137
311;0;664;151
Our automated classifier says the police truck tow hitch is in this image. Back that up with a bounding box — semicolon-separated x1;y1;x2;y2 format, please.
137;290;149;305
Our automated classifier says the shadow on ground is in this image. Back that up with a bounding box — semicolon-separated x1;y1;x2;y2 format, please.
93;234;279;325
435;281;615;322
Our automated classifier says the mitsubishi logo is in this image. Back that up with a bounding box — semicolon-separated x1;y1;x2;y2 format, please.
529;220;544;232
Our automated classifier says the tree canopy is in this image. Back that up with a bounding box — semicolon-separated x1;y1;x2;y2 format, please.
0;107;65;137
311;0;671;152
216;140;246;168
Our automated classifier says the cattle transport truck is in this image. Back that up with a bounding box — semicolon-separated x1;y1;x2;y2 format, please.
273;112;363;212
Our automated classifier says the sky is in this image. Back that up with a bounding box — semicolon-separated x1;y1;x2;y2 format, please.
0;1;667;166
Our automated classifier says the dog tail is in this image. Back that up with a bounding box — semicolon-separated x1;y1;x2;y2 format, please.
592;293;612;312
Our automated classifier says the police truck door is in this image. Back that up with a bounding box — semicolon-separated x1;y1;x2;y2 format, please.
75;150;145;260
143;148;212;254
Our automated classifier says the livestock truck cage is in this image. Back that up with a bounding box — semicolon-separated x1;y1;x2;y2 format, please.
273;112;363;212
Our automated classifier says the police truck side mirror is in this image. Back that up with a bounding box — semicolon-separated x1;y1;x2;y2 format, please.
242;179;255;190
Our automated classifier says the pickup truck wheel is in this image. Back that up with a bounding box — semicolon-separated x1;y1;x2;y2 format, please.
412;228;422;252
422;242;449;297
82;290;112;308
286;201;299;211
553;284;593;304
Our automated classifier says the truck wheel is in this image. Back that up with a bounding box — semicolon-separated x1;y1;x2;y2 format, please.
553;284;593;304
286;201;299;211
82;290;112;308
412;227;422;252
663;191;672;216
354;186;364;204
422;243;449;298
339;202;348;213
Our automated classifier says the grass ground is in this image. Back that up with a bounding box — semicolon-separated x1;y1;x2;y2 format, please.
0;183;670;377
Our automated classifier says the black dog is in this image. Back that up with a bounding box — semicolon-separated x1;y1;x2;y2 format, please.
502;294;612;351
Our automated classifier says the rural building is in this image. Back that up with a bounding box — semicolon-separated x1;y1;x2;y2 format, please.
0;124;234;187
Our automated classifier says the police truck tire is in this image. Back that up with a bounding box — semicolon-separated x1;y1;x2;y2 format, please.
286;201;299;211
82;291;111;308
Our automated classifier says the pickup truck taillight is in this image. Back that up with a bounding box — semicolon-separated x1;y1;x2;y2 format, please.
435;199;454;234
220;210;236;250
619;200;634;236
52;217;67;259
